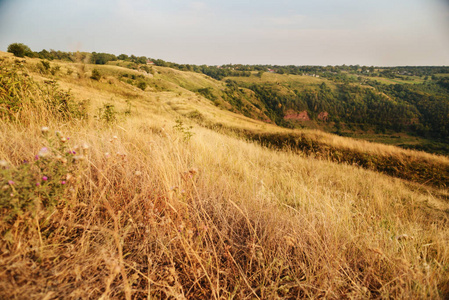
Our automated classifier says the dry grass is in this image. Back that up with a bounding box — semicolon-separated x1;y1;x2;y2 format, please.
1;52;449;299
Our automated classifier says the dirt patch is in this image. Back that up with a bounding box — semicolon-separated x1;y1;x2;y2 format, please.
284;109;310;121
318;111;329;121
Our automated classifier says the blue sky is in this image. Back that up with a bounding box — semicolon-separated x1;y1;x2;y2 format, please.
0;0;448;66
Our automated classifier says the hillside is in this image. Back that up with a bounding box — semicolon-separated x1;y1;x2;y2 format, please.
1;51;449;299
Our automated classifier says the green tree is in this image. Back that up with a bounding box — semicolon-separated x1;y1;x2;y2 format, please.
7;43;33;58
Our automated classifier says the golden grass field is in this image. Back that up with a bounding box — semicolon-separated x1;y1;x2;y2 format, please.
1;52;448;299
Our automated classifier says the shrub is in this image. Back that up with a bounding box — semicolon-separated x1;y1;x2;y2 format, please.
97;103;116;123
37;60;51;74
7;43;32;58
136;80;147;91
173;119;194;141
91;69;101;81
0;61;88;123
50;65;61;75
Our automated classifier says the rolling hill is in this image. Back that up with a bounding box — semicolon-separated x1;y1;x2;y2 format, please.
1;51;449;299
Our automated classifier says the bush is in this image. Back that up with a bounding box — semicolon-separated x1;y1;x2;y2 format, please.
91;69;101;81
7;43;32;58
136;80;147;91
37;60;51;73
97;103;116;123
0;60;88;123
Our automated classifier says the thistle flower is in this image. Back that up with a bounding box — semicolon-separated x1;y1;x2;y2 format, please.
38;147;50;158
42;176;48;181
61;181;66;185
8;180;15;185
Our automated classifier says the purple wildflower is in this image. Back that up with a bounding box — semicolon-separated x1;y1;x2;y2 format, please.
38;147;50;158
36;182;40;186
61;181;66;185
8;180;15;185
42;176;48;181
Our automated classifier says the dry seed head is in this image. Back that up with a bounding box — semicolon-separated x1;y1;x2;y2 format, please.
41;126;49;134
396;234;414;241
38;147;50;158
0;160;8;168
135;171;142;176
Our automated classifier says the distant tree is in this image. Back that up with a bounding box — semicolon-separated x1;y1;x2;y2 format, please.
91;52;117;65
7;43;32;58
118;54;129;61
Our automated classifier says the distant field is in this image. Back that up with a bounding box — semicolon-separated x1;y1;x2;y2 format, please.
363;76;425;85
225;72;326;86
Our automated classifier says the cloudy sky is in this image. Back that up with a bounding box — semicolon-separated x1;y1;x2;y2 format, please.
0;0;448;66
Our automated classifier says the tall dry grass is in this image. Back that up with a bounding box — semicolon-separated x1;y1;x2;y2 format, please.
1;115;448;298
1;53;448;298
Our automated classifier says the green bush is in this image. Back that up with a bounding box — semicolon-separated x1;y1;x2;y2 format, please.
91;69;101;81
97;103;116;123
7;43;33;58
136;80;147;91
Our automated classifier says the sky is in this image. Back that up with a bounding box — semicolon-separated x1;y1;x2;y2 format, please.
0;0;448;66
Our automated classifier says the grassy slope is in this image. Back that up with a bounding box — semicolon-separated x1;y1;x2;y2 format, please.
1;52;449;299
